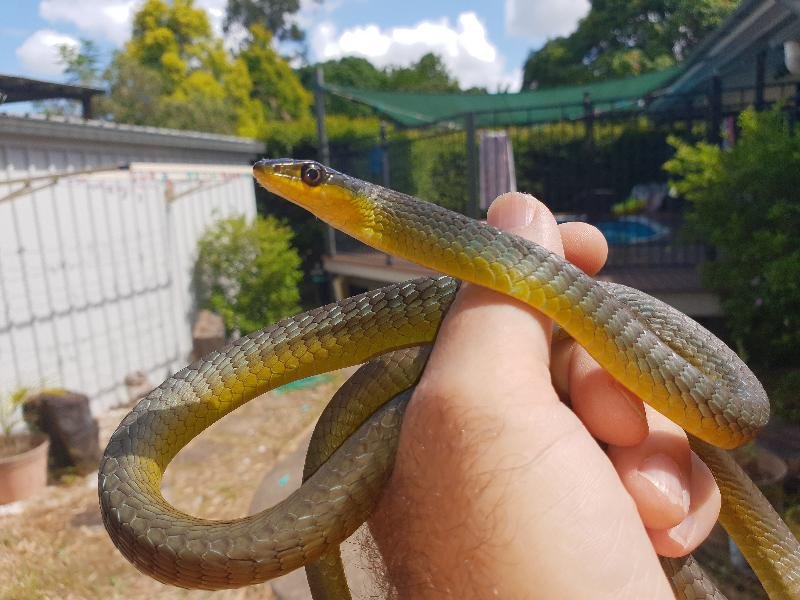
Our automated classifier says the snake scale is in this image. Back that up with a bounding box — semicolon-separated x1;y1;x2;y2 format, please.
99;158;800;599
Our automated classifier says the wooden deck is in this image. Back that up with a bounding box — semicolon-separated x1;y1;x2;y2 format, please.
323;251;720;318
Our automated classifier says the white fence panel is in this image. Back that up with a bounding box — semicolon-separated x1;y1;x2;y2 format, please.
0;161;257;411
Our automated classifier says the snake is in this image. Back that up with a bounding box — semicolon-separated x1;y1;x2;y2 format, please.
98;158;800;599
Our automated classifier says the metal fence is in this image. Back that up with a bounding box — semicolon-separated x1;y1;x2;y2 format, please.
0;162;256;411
323;81;800;272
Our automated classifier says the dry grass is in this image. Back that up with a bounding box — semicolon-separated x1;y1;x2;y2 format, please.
0;370;354;600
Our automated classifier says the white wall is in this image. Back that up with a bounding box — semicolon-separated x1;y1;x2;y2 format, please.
0;115;261;411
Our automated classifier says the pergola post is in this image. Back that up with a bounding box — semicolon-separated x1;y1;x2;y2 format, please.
464;112;479;219
314;66;336;257
709;75;723;145
81;93;93;119
755;48;767;111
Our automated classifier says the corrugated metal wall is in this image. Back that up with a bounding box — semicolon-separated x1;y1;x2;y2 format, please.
0;153;257;411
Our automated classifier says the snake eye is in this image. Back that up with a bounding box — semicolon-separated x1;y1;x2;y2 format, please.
301;163;325;187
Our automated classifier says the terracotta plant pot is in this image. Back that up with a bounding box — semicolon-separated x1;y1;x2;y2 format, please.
0;433;49;504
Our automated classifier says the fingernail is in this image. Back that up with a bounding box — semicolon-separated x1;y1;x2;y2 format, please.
638;453;690;513
489;194;538;230
667;514;696;547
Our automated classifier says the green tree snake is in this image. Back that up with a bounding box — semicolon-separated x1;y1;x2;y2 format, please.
98;159;800;598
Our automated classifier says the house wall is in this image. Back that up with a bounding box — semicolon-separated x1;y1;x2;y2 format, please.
0;114;263;411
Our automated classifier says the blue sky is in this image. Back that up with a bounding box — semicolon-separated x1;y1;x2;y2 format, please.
1;0;591;99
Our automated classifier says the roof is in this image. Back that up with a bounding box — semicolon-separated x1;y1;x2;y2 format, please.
0;111;264;155
325;67;683;127
655;0;800;102
0;74;105;104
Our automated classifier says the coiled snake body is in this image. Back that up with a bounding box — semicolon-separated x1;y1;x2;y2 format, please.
99;159;800;598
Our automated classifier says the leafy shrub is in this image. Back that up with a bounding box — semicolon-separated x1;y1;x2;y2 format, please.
194;216;302;336
664;106;800;368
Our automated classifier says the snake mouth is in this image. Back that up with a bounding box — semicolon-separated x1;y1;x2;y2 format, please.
252;159;369;233
252;158;305;193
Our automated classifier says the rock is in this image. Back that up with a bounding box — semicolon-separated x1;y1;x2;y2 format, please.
192;309;226;360
23;391;100;474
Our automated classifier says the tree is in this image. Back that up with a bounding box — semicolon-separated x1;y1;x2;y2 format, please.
127;0;224;91
296;53;462;118
239;23;312;121
296;56;387;117
79;0;309;137
522;0;738;89
224;0;310;42
385;53;460;93
95;0;241;132
59;39;101;86
34;39;103;116
664;107;800;367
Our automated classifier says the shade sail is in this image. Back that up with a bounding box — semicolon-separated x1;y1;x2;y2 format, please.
324;67;683;128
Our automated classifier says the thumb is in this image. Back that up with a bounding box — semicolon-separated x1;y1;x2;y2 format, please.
419;192;565;394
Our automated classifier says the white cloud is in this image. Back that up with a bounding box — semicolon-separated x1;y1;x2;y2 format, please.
294;0;342;30
310;12;521;92
39;0;138;45
38;0;244;50
505;0;590;40
194;0;226;36
15;29;79;78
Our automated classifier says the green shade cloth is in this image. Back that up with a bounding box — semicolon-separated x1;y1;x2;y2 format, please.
325;66;683;128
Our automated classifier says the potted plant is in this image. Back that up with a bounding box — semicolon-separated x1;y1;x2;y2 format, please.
0;387;49;505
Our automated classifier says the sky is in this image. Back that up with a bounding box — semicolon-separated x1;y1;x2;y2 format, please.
0;0;591;100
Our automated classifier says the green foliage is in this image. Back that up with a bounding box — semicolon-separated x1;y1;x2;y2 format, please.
224;0;308;42
56;0;308;139
385;53;460;93
239;23;312;122
99;54;171;126
664;107;800;366
262;113;382;158
129;0;220;90
522;0;738;89
404;133;468;212
0;388;31;439
296;57;387;118
297;53;464;118
98;0;245;133
58;39;101;86
761;367;800;426
194;216;302;335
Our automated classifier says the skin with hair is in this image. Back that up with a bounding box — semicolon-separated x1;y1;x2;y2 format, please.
368;193;721;599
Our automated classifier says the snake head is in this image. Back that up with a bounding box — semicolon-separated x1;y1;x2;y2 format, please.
253;159;373;234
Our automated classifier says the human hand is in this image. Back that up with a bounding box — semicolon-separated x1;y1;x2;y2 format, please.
368;192;721;599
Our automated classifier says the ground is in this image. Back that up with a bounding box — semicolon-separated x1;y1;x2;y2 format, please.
0;365;777;600
0;369;354;600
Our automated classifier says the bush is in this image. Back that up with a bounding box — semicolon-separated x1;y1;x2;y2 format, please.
664;106;800;368
193;216;302;336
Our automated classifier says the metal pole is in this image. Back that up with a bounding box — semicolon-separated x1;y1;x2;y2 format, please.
380;121;390;187
709;76;723;146
81;92;93;119
794;82;800;130
583;93;595;215
755;49;766;112
314;66;336;256
583;92;595;148
379;121;393;265
464;112;479;219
